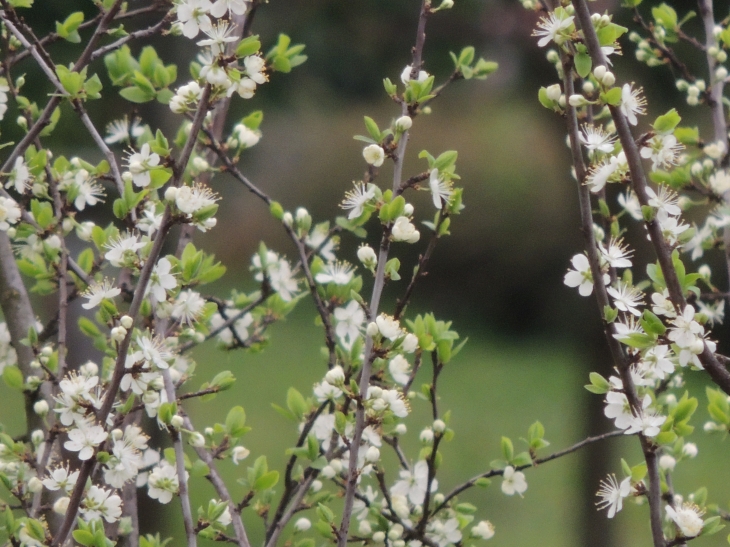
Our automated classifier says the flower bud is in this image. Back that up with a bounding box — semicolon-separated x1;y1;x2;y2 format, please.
394;423;407;435
699;264;712;279
192;157;209;172
368;386;383;399
388;524;404;540
403;203;414;216
365;446;380;463
593;65;607;80
294;518;311;532
170;414;184;429
232;445;250;464
568;94;587;107
372;531;386;543
687;95;699;106
111;326;127;343
321;465;336;479
659;455;676;471
282;212;293;227
682;443;698;457
33;400;49;416
433;493;445;504
359;520;372;536
717;50;727;63
62;218;74;234
438;0;454;9
689;338;705;355
325;365;345;386
366;322;379;337
716;66;728;80
545;84;562;102
310;479;323;492
330;459;344;473
420;428;434;444
395;116;412;131
164;186;179;202
28;477;43;493
30;359;41;369
433;419;446;433
601;71;615;87
120;315;134;329
53;497;70;514
582;81;595;94
80;361;98;376
357;245;377;269
546;50;559;64
189;432;206;448
31;429;44;445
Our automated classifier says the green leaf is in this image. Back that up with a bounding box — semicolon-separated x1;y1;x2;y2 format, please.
364;116;381;141
253;470;279;491
286;387;308;421
237;35;262;57
501;436;514;462
2;366;23;390
653;109;681;134
119;86;155;103
225;406;247;437
73;530;96;546
574;51;592;78
601;87;622;106
538;87;555;109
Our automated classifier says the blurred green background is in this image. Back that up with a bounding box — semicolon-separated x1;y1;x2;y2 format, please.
1;0;730;545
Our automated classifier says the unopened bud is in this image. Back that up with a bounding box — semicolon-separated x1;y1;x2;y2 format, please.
170;415;184;429
365;446;380;463
395;116;413;131
546;83;562;102
33;400;49;416
164;186;179;202
189;432;205;448
53;497;70;514
28;476;43;493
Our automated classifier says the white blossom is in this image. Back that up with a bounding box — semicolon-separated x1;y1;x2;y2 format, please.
171;290;206;325
80;486;122;523
7;157;30;194
148;460;180;504
532;10;574;47
391;460;437;505
501;466;527;496
666;503;704;537
391;216;420;243
341;183;376;219
389;355;411;385
596;474;631;518
316;261;354;285
126;143;160;188
82;279;121;310
363;144;385;167
0;196;21;231
429;168;453;208
619;83;646;126
177;0;213;38
64;421;108;460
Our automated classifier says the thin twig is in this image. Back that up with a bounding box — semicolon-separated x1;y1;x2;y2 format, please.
163;370;198;547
